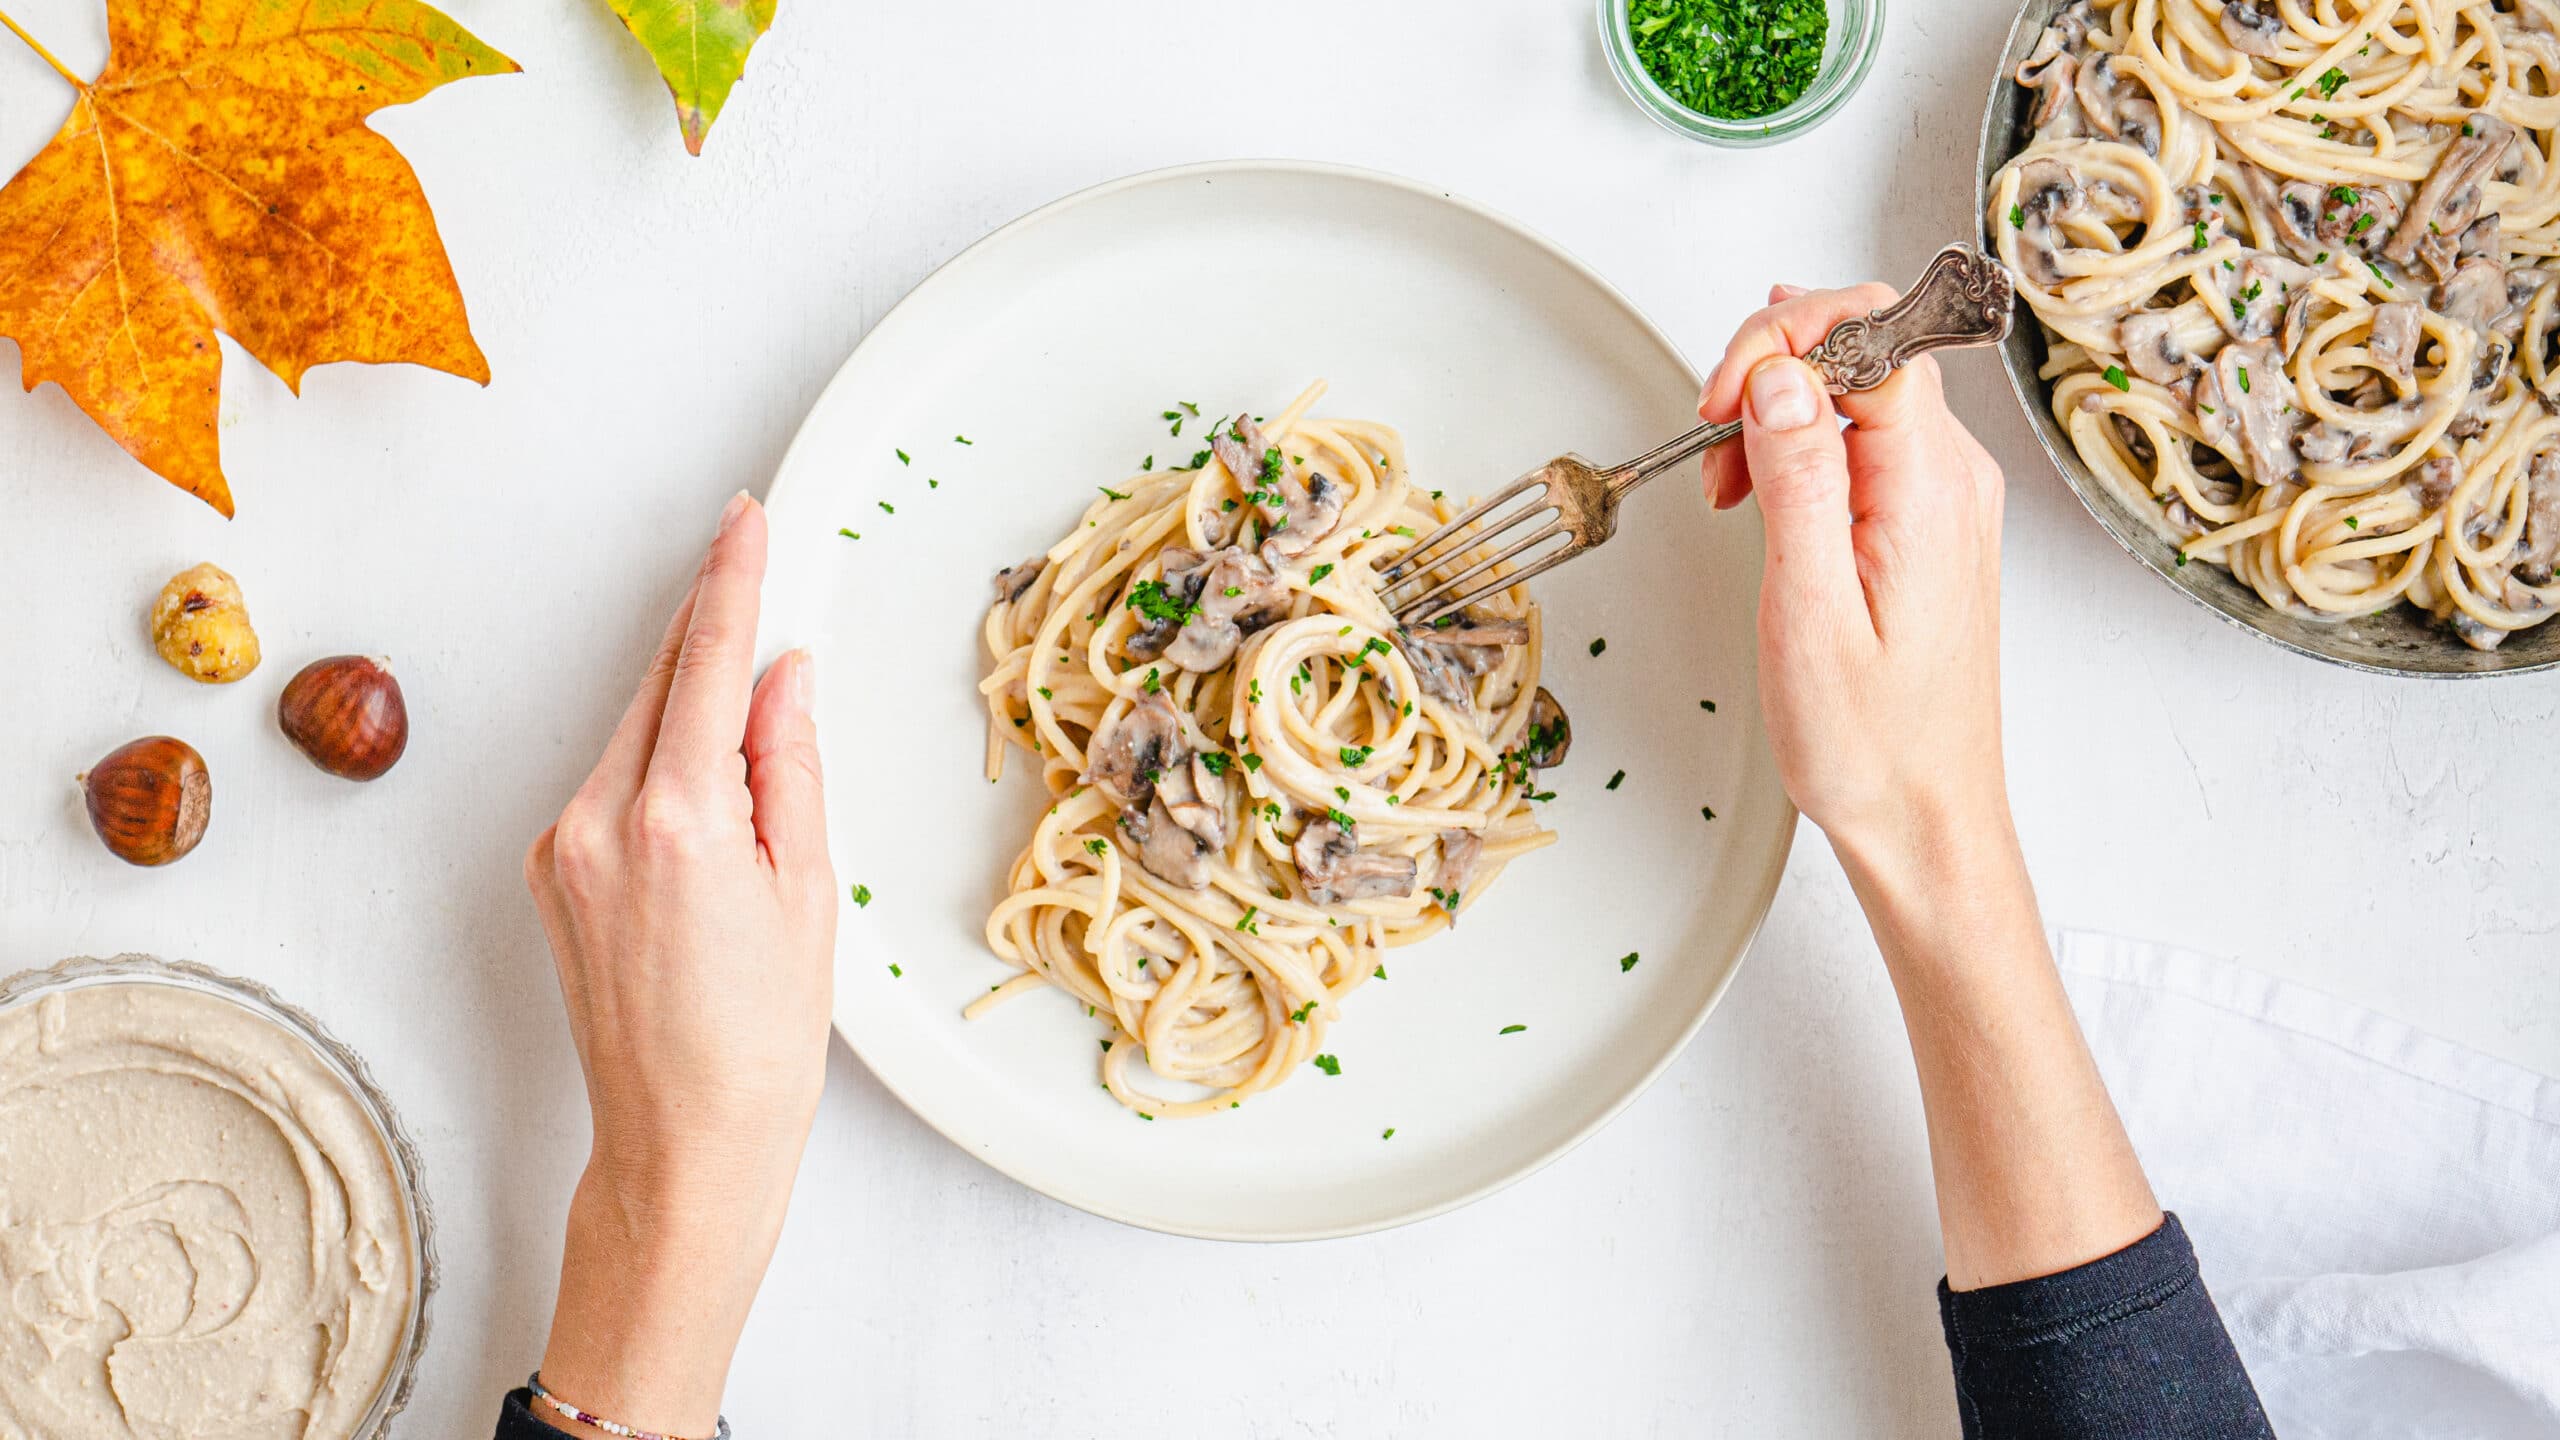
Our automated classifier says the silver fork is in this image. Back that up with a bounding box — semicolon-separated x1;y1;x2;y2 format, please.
1381;243;2017;627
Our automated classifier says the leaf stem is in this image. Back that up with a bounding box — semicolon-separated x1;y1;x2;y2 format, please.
0;8;85;90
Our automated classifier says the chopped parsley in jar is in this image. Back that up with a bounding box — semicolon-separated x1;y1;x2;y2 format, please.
1628;0;1829;120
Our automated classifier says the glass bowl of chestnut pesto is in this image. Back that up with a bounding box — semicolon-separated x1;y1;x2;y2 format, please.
1601;0;1884;147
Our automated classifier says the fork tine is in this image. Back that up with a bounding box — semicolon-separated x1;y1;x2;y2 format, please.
1380;473;1550;582
1392;520;1571;623
1408;546;1580;628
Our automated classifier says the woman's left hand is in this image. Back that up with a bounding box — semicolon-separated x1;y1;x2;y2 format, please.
521;491;835;1437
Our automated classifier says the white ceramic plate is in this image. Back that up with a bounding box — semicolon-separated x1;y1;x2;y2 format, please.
757;161;1793;1241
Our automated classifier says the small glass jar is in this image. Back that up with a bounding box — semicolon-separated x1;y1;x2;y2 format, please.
1599;0;1886;147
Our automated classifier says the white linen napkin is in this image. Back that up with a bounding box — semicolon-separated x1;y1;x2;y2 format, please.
2053;930;2560;1439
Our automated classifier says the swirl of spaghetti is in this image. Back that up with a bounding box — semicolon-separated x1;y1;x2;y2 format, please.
969;382;1565;1117
1991;0;2560;650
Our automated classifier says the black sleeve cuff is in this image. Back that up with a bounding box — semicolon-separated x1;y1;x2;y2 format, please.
1936;1213;2274;1439
497;1387;577;1440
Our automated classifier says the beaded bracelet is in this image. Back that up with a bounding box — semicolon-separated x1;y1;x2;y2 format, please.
529;1373;732;1440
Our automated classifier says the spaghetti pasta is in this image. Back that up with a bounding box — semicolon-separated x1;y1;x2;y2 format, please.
972;383;1566;1117
1988;0;2560;649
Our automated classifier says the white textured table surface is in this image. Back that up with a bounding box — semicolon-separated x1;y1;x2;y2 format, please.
4;2;2554;1436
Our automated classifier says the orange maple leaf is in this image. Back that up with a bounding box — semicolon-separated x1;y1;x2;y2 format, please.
0;0;516;517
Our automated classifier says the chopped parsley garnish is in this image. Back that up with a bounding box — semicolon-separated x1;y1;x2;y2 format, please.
895;449;910;465
1162;409;1180;421
2236;365;2252;393
2008;203;2025;228
1180;401;1200;416
1248;679;1263;704
1381;1127;1396;1140
1142;456;1154;470
2350;212;2376;237
1098;485;1131;501
2192;219;2209;250
1700;699;1717;712
2175;552;2191;567
2315;65;2348;98
1388;525;1416;538
1037;686;1052;699
1339;745;1374;767
888;963;902;977
1620;953;1640;972
1199;751;1234;777
1374;964;1388;980
1142;668;1163;694
2366;259;2394;287
1701;805;1718;821
1589;637;1607;657
1289;998;1317;1024
1189;450;1213;470
878;501;895;514
955;434;973;445
851;883;873;907
1626;0;1830;120
1607;769;1626;790
1328;806;1356;829
1429;886;1461;912
2103;365;2131;392
838;528;860;540
1237;906;1261;935
2345;515;2360;529
1125;578;1199;626
1085;838;1108;856
1498;1024;1527;1035
1100;1039;1113;1052
1242;752;1264;772
1308;562;1335;585
1313;1054;1342;1076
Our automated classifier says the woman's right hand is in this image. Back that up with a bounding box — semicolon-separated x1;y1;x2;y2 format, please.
1696;283;2014;871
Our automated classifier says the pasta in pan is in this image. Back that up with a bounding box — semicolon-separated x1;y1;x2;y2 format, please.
971;384;1568;1117
1988;0;2560;648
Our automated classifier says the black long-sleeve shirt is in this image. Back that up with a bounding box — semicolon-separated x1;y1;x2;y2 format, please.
495;1213;2270;1438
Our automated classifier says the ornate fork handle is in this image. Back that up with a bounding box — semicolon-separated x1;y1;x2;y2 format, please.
1601;243;2016;495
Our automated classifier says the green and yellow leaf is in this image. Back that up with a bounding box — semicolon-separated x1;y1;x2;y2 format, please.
606;0;779;156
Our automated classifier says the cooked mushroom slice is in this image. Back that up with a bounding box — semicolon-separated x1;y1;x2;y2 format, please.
1126;753;1229;890
2015;0;2094;136
2449;338;2512;440
1293;817;1418;906
2365;302;2423;383
1083;690;1185;812
992;556;1047;605
1514;688;1572;770
2382;116;2516;265
2450;609;2509;651
2194;341;2302;485
2119;310;2199;385
1436;829;1484;903
2278;287;2318;355
2520;450;2560;586
2216;253;2314;342
2227;165;2321;260
2315;183;2400;253
2219;0;2286;56
1159;547;1290;671
2072;51;2160;155
2438;257;2507;330
1259;465;1347;561
1123;548;1209;662
1397;610;1529;708
2410;457;2463;510
2010;157;2088;287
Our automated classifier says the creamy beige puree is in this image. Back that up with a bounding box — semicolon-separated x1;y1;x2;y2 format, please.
0;982;412;1439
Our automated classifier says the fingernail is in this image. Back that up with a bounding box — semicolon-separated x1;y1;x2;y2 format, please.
788;648;816;713
1772;283;1809;300
1746;358;1819;431
718;490;752;535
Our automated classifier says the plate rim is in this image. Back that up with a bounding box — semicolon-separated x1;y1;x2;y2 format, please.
763;157;1798;1243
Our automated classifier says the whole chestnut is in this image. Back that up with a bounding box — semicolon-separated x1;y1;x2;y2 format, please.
279;656;408;780
81;736;212;866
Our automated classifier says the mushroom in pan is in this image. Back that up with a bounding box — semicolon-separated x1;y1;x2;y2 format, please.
2227;164;2323;261
2071;51;2161;155
2315;182;2401;254
2437;256;2509;329
2016;0;2095;135
2519;451;2560;586
1130;546;1291;671
1084;690;1185;812
2009;157;2089;287
1293;816;1417;906
2193;341;2302;486
2218;0;2287;56
2364;302;2423;384
2409;457;2463;510
2381;115;2515;267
